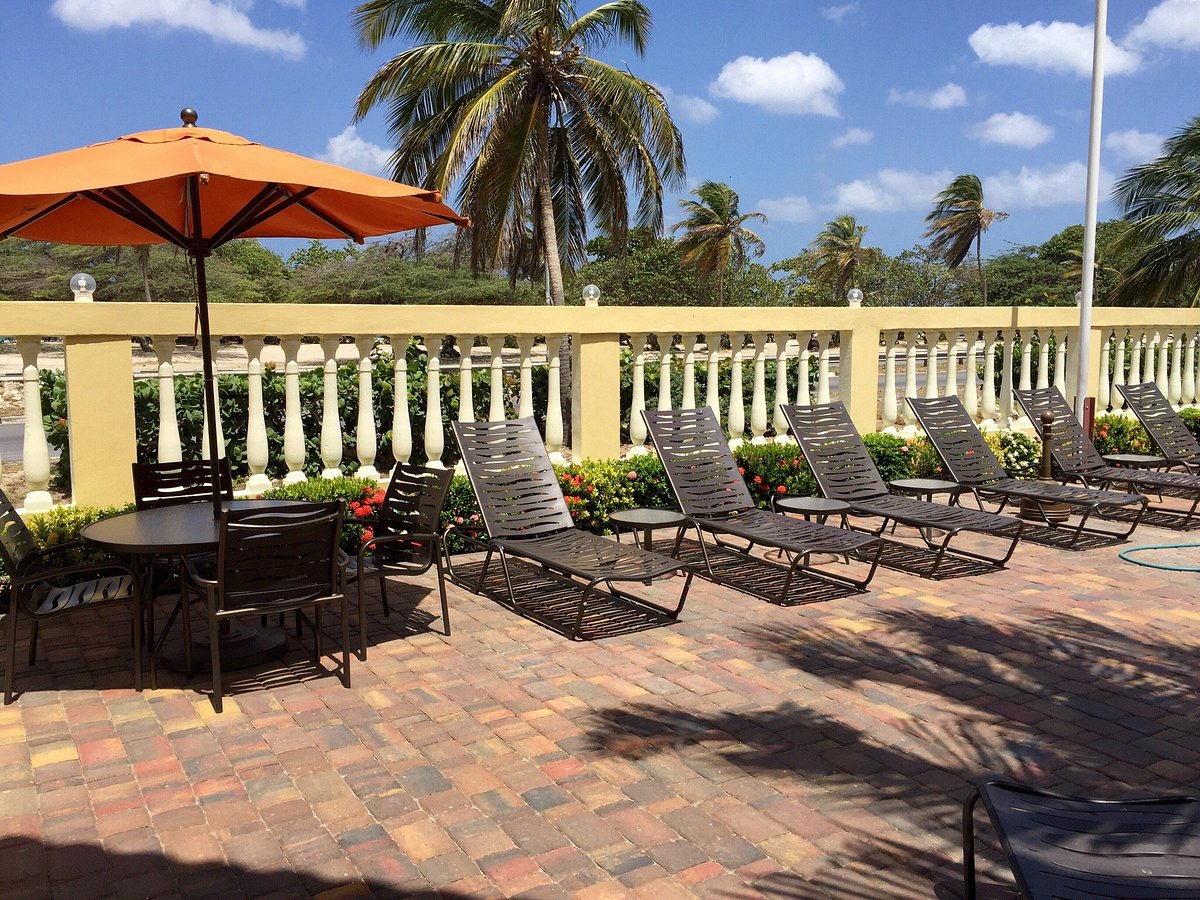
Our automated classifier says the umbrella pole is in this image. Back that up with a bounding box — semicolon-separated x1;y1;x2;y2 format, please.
193;252;223;518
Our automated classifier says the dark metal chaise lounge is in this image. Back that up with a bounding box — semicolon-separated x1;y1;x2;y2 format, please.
782;401;1024;577
641;407;883;602
449;418;692;639
907;395;1145;545
1117;381;1200;473
1016;386;1200;527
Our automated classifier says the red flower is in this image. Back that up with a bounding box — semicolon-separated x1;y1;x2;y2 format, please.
777;485;787;494
354;506;372;519
627;471;638;480
361;527;374;544
753;475;762;484
738;467;746;475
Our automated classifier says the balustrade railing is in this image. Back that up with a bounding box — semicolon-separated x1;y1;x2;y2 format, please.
3;302;1199;510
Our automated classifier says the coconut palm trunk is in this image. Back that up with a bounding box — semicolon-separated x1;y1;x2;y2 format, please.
535;145;573;440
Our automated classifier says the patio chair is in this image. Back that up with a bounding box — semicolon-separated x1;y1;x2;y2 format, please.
2;488;142;704
782;402;1024;577
1117;381;1200;473
963;777;1200;899
449;417;692;639
343;463;452;657
1016;386;1200;527
132;458;234;510
907;395;1146;545
641;407;882;600
183;501;346;713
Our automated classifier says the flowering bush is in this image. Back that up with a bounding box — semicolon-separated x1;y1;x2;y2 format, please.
987;430;1042;479
556;460;637;533
262;476;383;553
862;432;914;484
903;436;944;479
731;444;817;509
0;503;134;587
622;453;676;509
1092;414;1152;456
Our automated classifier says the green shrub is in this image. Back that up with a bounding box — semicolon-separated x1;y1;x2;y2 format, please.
260;477;381;554
862;432;914;484
987;430;1042;479
903;435;943;478
1092;414;1152;456
732;443;818;508
0;503;134;585
621;454;675;510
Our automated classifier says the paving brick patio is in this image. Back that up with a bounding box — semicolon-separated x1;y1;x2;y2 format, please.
3;521;1200;898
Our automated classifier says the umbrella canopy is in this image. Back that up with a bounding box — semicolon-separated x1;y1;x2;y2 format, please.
0;109;468;513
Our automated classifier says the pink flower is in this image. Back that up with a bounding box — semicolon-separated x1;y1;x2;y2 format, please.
627;471;638;480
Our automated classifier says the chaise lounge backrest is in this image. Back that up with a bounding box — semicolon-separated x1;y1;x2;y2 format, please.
642;408;756;518
452;418;574;539
783;402;889;502
907;396;1009;484
1118;382;1200;465
1015;387;1108;475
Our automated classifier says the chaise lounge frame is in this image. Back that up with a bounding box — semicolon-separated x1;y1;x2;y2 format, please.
1117;380;1200;473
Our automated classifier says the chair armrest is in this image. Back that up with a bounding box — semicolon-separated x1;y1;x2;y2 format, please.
182;554;218;588
10;559;139;589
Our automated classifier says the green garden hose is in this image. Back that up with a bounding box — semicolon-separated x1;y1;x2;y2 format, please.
1118;542;1200;572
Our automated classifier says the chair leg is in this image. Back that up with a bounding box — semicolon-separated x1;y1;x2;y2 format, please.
131;596;144;692
340;597;351;689
4;603;18;705
313;607;323;663
963;788;981;900
435;550;450;637
181;587;194;680
379;577;390;617
208;607;223;715
357;576;368;660
27;619;39;667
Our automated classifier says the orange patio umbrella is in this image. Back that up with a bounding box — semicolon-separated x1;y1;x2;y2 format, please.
0;108;468;513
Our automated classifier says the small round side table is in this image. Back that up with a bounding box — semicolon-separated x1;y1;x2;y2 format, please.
772;495;851;528
609;508;688;553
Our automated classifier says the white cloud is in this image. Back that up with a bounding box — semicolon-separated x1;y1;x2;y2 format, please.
968;21;1141;77
967;112;1054;148
830;128;873;149
51;0;306;58
1105;128;1165;162
820;3;857;23
1126;0;1200;50
318;126;392;177
275;0;306;8
984;161;1112;209
757;195;816;223
887;82;967;110
657;85;718;125
710;51;843;116
829;168;953;214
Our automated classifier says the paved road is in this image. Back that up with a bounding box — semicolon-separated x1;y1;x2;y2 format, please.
0;420;59;462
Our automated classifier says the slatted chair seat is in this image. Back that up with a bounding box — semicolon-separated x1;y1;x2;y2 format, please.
782;401;1024;577
449;418;692;639
1017;386;1200;527
964;778;1200;899
641;407;882;601
1117;381;1200;473
908;395;1146;545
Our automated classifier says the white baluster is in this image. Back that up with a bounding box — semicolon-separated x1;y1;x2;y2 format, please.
816;332;833;406
487;335;506;422
153;337;182;463
945;330;960;402
728;337;746;448
964;332;981;420
705;335;721;422
319;336;343;479
1170;331;1184;407
924;332;940;399
1129;330;1143;385
1145;330;1158;385
244;336;271;492
1156;329;1170;395
773;335;790;440
281;336;306;483
1037;331;1051;390
390;334;412;465
1066;330;1081;405
750;331;769;444
796;333;813;407
999;330;1015;428
881;330;899;428
1183;333;1197;407
424;333;445;469
1019;331;1033;394
901;332;919;430
544;334;565;464
354;340;379;481
681;334;698;410
517;335;535;420
980;331;998;430
457;333;475;427
201;337;226;461
1111;331;1127;413
656;332;674;412
1097;330;1112;413
17;338;51;513
627;333;648;456
1053;331;1068;396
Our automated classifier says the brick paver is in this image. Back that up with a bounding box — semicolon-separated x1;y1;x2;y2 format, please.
3;522;1200;897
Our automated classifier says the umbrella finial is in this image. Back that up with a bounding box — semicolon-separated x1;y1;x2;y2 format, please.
180;108;198;127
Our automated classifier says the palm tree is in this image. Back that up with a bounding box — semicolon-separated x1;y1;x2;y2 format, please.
352;0;685;311
809;214;867;301
671;181;766;306
923;174;1007;305
1110;115;1200;306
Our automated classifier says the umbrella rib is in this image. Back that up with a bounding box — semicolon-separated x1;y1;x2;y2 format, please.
207;183;291;249
0;194;79;239
86;189;187;246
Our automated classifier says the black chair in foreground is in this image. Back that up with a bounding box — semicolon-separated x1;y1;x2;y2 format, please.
1118;381;1200;473
2;488;142;704
449;418;692;640
184;501;346;712
343;464;453;657
641;407;882;601
963;777;1200;899
783;401;1024;577
908;395;1146;545
1017;386;1200;527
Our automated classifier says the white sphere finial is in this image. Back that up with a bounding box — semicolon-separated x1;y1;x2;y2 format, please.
582;283;601;307
70;272;96;302
846;287;864;308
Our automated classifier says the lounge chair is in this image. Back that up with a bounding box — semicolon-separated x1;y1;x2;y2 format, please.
963;778;1200;899
641;407;882;600
782;401;1024;577
907;395;1146;545
1117;381;1200;473
1016;386;1200;527
449;418;692;639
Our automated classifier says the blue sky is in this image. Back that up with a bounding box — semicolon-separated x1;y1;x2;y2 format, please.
1;1;1198;267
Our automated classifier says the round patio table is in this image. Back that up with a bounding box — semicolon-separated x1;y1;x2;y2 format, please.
82;500;294;672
